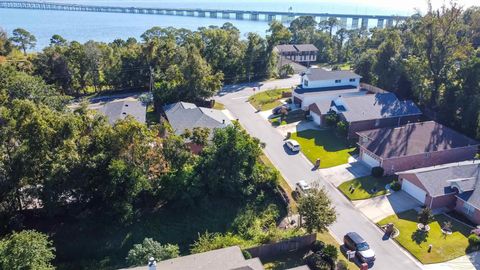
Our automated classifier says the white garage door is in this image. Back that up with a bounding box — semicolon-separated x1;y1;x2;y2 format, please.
402;180;426;204
361;151;380;168
311;112;321;125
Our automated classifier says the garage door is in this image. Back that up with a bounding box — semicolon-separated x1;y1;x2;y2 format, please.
402;180;426;204
361;151;380;168
311;112;321;125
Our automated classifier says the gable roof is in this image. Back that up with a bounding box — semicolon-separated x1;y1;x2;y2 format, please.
398;160;480;197
357;121;479;159
275;44;318;53
90;98;146;125
163;102;231;135
304;68;361;81
123;246;264;270
340;93;422;122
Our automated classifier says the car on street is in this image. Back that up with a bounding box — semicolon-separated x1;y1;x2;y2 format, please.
343;232;376;264
272;105;291;115
285;139;300;152
295;180;312;197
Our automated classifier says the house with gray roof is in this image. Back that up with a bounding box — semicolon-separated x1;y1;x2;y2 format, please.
309;93;422;138
397;160;480;224
292;67;365;110
357;121;479;174
89;98;146;125
163;102;231;136
274;44;318;63
123;246;264;270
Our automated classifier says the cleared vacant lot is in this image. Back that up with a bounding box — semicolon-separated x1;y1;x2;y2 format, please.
249;88;291;111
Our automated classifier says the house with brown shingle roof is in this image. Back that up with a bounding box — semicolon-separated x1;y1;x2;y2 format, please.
357;121;479;175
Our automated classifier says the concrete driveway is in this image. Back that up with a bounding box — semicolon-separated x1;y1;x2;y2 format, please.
423;250;480;270
353;191;422;222
216;77;422;270
319;157;371;187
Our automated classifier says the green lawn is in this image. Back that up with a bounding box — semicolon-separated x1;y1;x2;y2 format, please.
338;176;397;200
378;210;473;264
249;88;291;111
213;101;225;110
290;129;356;168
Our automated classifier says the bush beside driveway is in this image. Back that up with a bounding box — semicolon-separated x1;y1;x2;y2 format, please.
378;210;473;264
338;176;397;200
290;129;356;168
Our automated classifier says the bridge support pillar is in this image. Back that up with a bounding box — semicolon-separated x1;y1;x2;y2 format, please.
361;17;369;29
198;11;205;17
166;10;174;15
250;13;259;21
236;12;243;20
186;10;194;16
175;10;184;16
377;18;384;28
340;17;347;29
209;11;217;18
386;18;394;27
267;14;276;21
351;18;359;29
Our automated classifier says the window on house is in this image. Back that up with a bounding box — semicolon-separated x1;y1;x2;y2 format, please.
464;202;475;216
304;80;309;87
335;79;341;83
349;78;356;82
375;119;380;127
425;152;431;158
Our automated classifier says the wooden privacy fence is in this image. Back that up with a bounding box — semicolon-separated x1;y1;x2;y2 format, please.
360;83;389;94
245;233;316;259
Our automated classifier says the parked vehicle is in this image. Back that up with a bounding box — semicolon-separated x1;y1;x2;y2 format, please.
295;180;312;197
343;232;376;264
285;139;300;152
272;105;291;115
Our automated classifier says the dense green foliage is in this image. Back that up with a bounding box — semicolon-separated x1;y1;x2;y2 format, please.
297;188;336;233
126;238;179;266
0;230;55;270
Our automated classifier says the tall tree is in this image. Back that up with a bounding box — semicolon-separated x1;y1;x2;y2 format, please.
9;28;36;55
298;187;336;233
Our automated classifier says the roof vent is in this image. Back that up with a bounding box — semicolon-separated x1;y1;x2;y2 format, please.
125;104;129;107
122;112;127;115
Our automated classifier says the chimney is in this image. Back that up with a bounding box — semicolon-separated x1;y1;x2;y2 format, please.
148;257;156;270
222;119;225;124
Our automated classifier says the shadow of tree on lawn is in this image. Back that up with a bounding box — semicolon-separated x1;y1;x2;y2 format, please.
411;229;429;245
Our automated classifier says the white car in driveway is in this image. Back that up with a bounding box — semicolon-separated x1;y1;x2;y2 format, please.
285;139;300;152
295;180;312;197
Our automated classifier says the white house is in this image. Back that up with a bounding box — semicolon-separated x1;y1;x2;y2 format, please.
292;67;365;110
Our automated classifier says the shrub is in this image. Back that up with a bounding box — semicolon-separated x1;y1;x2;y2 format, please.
322;244;338;261
311;240;325;253
418;208;434;226
242;250;252;259
390;181;401;191
468;234;480;247
371;167;384;177
126;238;179;266
305;252;331;270
324;110;339;127
336;120;349;136
336;259;349;270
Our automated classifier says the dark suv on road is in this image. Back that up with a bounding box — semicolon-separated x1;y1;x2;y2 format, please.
343;232;376;264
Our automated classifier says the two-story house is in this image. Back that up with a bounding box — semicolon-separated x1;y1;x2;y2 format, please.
274;44;319;63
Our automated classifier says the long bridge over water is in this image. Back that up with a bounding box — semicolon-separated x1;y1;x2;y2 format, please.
0;1;408;29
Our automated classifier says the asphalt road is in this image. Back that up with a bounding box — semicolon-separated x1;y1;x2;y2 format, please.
216;76;422;270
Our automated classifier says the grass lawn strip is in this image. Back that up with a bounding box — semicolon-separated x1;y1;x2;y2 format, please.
338;176;396;200
249;88;291;111
378;210;472;264
213;101;225;110
290;129;356;168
